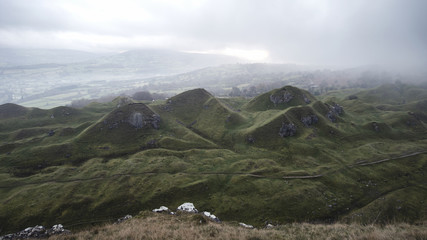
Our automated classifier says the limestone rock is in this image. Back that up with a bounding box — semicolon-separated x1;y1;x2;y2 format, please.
203;211;220;222
115;215;132;224
152;206;170;213
0;224;69;239
239;222;254;229
177;202;198;213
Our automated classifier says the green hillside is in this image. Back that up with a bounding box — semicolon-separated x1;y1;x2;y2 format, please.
0;84;426;234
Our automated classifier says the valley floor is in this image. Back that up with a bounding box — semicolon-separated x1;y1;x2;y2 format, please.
47;212;427;240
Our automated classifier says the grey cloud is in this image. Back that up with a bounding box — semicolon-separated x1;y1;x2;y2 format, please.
0;0;426;66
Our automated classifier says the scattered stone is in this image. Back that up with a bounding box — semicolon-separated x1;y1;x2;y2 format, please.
239;222;254;229
152;206;170;213
177;202;198;213
0;224;69;239
279;122;297;137
115;215;132;224
46;224;66;235
203;211;220;222
348;95;358;100
48;130;55;136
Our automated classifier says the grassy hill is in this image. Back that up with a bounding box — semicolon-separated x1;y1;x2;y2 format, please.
0;83;426;234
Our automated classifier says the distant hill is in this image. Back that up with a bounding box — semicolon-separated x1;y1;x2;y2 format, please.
0;48;103;67
89;49;241;74
0;48;242;107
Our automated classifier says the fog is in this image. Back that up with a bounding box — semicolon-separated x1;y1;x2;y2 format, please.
1;0;426;66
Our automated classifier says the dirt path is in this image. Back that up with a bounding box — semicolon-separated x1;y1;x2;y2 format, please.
351;151;426;166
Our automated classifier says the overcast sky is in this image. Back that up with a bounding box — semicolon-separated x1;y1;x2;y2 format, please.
0;0;426;66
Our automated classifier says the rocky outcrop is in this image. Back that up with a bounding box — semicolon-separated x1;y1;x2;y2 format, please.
153;203;220;222
128;112;160;130
326;103;344;123
152;206;170;213
301;115;319;127
270;90;293;106
203;212;220;222
115;215;132;224
279;123;297;137
326;111;337;122
331;103;343;115
0;224;69;239
177;202;198;213
239;222;254;229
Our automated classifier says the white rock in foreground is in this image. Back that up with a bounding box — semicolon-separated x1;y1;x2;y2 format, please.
177;202;198;213
239;222;254;229
203;211;220;222
266;223;274;229
52;224;64;232
152;206;169;213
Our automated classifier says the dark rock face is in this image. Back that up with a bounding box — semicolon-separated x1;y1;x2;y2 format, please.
0;224;69;239
326;103;344;123
330;103;343;115
270;90;294;106
301;115;319;127
128;112;160;130
129;112;143;128
326;111;337;122
279;122;297;137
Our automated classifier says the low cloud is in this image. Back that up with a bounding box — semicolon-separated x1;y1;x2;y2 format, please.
0;0;426;65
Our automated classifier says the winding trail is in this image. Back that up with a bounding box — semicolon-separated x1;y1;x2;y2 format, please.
0;151;425;188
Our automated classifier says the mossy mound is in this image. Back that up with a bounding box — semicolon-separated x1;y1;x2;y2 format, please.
243;86;316;111
77;103;160;147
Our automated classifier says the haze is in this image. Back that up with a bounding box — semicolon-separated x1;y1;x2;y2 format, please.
1;0;426;65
